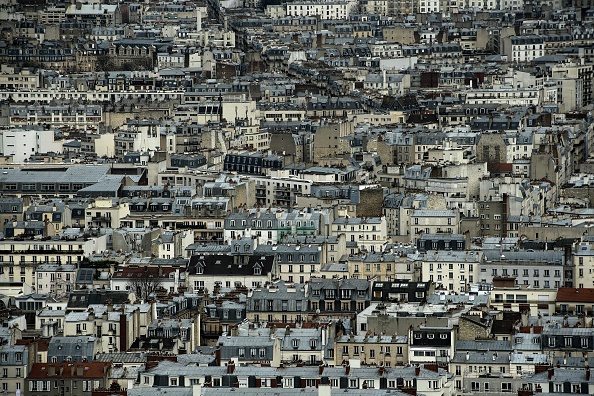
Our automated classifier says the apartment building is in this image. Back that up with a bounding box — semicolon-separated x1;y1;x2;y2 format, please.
331;217;388;252
480;250;567;289
416;250;482;293
245;281;309;323
0;65;39;90
26;362;111;396
35;264;76;297
8;104;103;129
409;210;460;242
265;245;322;284
0;236;107;286
0;344;28;395
308;278;370;318
85;198;130;229
286;1;352;20
334;334;409;367
187;254;275;293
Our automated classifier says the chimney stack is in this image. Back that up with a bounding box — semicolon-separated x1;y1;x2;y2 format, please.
587;366;591;381
415;364;420;376
548;367;554;380
345;364;350;375
227;360;235;374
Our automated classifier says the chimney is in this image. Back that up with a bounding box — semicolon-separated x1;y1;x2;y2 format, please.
319;364;324;375
227;360;235;374
415;364;420;376
379;365;385;376
215;347;221;366
119;313;127;352
466;352;469;361
345;364;350;375
587;366;591;381
548;367;554;380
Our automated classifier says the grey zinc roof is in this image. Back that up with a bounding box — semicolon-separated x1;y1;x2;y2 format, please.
216;336;273;347
249;282;307;300
456;340;513;352
450;351;512;364
411;209;456;217
483;249;564;264
147;360;226;377
48;336;96;359
94;352;146;363
0;165;111;184
128;389;191;396
423;250;483;263
177;353;216;365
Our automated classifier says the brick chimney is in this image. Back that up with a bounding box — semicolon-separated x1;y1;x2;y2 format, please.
379;365;384;376
345;364;350;375
227;360;235;374
548;367;554;380
587;366;590;381
415;364;420;376
319;364;324;375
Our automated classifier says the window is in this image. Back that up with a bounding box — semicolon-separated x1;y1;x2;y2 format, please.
502;383;512;392
471;382;480;391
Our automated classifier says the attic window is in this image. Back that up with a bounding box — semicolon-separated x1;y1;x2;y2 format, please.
254;267;262;275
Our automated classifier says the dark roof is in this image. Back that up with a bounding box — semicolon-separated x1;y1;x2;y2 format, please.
188;254;274;276
67;290;130;310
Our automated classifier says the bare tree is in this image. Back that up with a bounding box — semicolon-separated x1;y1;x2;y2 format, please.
126;273;162;301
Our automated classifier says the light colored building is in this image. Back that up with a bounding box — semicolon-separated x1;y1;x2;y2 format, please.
0;129;62;163
286;1;353;19
331;217;388;253
85;198;130;229
0;236;107;287
35;264;77;298
334;333;409;367
409;210;460;242
502;35;544;63
0;344;28;395
414;250;482;292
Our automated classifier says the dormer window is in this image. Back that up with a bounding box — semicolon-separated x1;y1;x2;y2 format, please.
254;267;262;275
